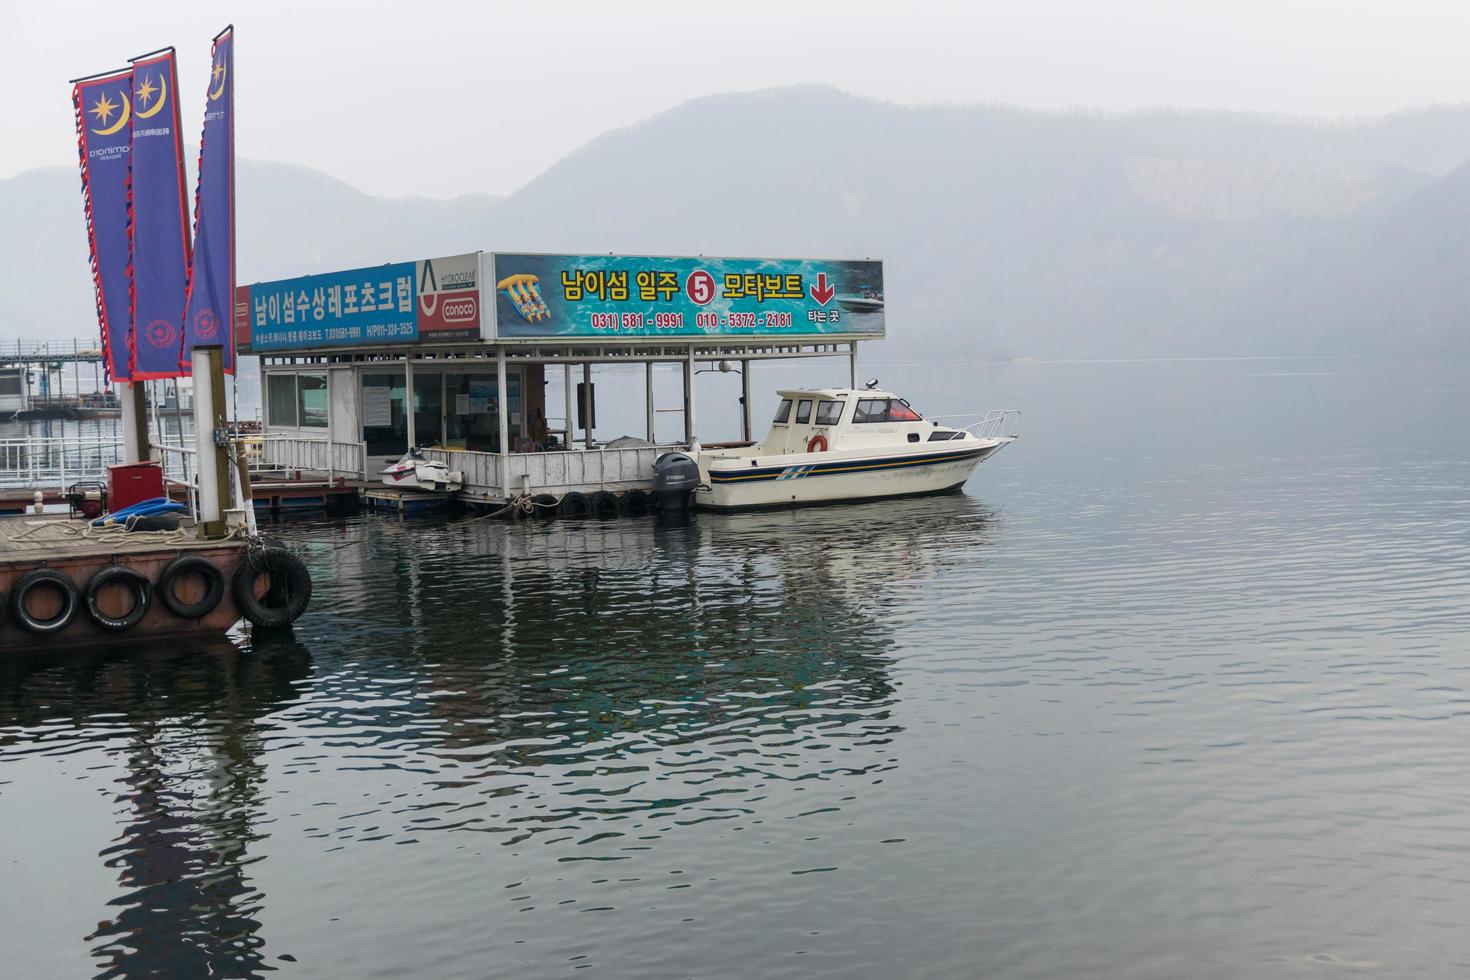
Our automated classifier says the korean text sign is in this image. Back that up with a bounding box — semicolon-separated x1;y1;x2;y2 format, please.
247;262;417;350
490;254;886;340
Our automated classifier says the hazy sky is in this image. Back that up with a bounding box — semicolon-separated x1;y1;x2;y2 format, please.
5;0;1470;199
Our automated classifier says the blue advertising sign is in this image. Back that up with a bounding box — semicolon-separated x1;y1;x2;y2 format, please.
247;262;417;351
490;254;885;340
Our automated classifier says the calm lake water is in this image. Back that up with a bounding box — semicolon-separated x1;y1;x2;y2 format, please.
2;355;1468;978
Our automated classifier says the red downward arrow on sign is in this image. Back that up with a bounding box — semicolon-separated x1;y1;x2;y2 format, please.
809;273;835;306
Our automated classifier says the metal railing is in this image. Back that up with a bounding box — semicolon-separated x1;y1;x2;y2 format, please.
0;338;106;363
255;435;367;483
964;410;1021;440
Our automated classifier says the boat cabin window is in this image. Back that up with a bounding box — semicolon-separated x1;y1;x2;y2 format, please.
854;398;923;423
815;400;843;426
794;399;813;424
772;398;792;424
889;400;922;422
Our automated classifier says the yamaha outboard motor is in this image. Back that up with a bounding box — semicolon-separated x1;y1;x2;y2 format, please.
652;452;700;511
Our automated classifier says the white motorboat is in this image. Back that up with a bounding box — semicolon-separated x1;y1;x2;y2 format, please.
653;386;1017;511
836;290;885;314
380;447;464;493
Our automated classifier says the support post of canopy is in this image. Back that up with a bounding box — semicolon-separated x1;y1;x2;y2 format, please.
563;363;574;449
684;344;697;445
645;361;655;444
191;345;230;538
849;342;858;388
120;381;150;464
581;362;593;450
404;357;417;449
740;359;751;442
497;346;510;500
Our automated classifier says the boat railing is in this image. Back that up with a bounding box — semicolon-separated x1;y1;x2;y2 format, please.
928;410;1021;440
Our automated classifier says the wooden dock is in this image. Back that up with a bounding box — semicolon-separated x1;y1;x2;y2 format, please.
0;515;248;650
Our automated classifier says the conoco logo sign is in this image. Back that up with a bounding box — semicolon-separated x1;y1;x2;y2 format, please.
442;298;476;322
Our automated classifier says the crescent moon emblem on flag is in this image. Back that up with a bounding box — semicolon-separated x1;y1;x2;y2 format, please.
135;75;167;119
91;90;131;136
208;61;227;100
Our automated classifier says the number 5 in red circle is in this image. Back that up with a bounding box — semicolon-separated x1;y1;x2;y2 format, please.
685;269;715;306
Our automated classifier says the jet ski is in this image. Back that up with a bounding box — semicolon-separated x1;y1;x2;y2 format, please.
380;447;464;493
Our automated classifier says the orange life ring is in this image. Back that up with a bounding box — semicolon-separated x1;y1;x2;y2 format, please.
806;434;829;453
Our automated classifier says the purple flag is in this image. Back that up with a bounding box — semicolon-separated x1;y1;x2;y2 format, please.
73;69;133;382
128;49;191;380
181;28;235;374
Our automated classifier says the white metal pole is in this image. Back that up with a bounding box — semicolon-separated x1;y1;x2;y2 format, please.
645;361;655;444
685;345;697;445
191;348;221;526
497;347;511;500
120;381;144;463
563;363;574;448
740;359;751;442
849;343;858;388
581;362;592;450
404;357;417;449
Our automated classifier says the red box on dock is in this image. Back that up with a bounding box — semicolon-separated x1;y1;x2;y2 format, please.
108;463;165;512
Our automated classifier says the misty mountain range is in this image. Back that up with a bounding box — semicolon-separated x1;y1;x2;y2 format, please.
6;85;1470;361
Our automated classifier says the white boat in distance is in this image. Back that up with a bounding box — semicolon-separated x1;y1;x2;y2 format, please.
657;386;1018;511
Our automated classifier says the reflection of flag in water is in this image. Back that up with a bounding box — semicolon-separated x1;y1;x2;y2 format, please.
180;27;235;375
128;48;191;379
72;67;134;382
497;274;550;322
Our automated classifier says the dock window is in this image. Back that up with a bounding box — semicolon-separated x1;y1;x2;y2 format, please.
854;398;889;423
794;399;813;424
297;375;328;428
815;400;843;426
267;375;297;427
772;398;792;424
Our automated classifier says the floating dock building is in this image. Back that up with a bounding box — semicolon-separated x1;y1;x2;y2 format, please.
243;251;886;508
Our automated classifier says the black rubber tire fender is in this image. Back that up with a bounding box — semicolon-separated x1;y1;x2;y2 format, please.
158;554;226;620
232;547;313;628
621;489;650;515
558;491;590;518
11;568;80;635
591;491;619;519
531;494;559;519
84;566;151;632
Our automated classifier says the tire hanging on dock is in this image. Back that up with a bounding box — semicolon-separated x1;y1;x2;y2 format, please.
11;568;80;635
84;566;151;632
558;491;590;518
591;491;619;519
158;555;226;620
232;547;312;628
621;489;650;515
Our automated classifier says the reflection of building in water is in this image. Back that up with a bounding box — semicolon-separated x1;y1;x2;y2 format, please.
0;639;309;978
325;494;991;780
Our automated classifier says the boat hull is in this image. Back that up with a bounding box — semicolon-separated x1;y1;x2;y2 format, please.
695;442;1003;511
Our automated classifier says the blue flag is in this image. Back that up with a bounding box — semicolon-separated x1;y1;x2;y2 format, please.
128;49;191;379
73;69;133;382
181;28;235;374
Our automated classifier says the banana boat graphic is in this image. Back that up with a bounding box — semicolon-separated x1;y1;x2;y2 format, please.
497;273;551;323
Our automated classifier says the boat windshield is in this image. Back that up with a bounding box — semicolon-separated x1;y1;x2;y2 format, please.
772;398;792;424
889;400;922;422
